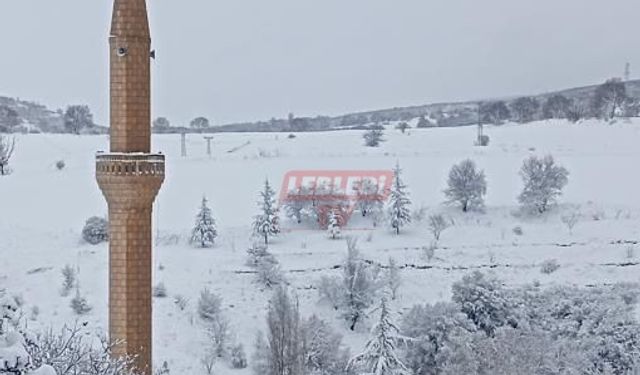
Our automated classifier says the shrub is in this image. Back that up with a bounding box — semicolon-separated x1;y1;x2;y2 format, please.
230;343;248;369
60;265;76;297
55;160;66;170
82;216;108;245
153;282;168;298
70;290;92;315
198;288;222;322
512;226;524;236
540;259;561;274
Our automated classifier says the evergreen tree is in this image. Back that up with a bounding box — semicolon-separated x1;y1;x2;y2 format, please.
349;298;409;375
327;210;341;239
190;197;217;248
387;163;411;235
253;179;281;245
416;115;434;128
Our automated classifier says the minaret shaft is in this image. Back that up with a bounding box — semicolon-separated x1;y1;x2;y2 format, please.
109;0;151;153
96;1;164;374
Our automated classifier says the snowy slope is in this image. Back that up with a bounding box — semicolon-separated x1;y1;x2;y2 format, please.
1;119;640;373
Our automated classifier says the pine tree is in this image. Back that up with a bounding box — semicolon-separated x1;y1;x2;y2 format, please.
253;179;281;245
387;163;411;235
190;197;218;248
349;298;409;375
327;210;341;239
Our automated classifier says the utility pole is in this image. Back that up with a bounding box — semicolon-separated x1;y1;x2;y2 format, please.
181;132;187;157
625;62;631;82
204;136;214;158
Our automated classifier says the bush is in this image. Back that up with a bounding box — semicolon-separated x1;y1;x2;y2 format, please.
512;226;524;236
60;265;76;297
70;290;92;315
82;216;108;245
153;282;168;298
198;288;222;322
539;259;560;274
230;343;248;369
55;160;65;170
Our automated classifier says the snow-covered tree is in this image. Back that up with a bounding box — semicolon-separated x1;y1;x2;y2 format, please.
416;116;434;128
354;179;385;218
197;288;222;323
509;97;539;123
395;122;410;134
592;78;627;120
518;155;569;214
327;210;341;240
363;128;384;147
387;163;411;235
253;179;281;245
348;298;409;375
444;159;487;212
190;197;217;248
451;271;515;337
386;258;401;301
342;238;378;330
427;214;450;243
60;265;76;297
303;315;351;375
262;286;305;375
0;135;15;176
63;105;94;134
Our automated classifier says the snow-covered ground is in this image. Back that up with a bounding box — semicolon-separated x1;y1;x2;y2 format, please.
1;119;640;373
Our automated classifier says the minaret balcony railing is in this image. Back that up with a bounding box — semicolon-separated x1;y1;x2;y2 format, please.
96;152;165;177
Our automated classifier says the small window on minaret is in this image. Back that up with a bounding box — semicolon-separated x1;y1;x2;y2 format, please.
117;47;128;57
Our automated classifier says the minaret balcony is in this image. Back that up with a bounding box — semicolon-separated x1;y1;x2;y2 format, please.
96;152;165;177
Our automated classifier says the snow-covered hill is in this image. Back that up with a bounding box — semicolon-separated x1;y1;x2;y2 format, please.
1;119;639;373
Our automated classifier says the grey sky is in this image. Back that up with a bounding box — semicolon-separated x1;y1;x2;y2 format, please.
0;0;638;126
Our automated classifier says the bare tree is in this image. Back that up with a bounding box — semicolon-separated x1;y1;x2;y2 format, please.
266;286;305;375
510;97;540;123
479;101;510;125
396;122;410;134
518;155;569;214
0;135;15;176
444;159;487;212
428;214;450;243
191;117;211;129
561;210;580;235
542;95;573;119
64;105;95;134
592;78;627;120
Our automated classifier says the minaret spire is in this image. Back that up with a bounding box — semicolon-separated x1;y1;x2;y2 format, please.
110;0;150;38
96;0;164;374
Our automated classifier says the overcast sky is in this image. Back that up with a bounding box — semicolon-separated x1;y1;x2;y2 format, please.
0;0;638;126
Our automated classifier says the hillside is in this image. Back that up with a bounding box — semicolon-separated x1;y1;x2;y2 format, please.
215;79;640;132
3;79;640;134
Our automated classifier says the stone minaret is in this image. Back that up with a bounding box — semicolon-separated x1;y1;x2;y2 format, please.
96;0;164;373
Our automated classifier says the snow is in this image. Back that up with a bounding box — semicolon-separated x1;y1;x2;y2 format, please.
1;119;640;373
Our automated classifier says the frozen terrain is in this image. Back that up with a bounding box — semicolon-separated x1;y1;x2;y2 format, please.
1;119;640;373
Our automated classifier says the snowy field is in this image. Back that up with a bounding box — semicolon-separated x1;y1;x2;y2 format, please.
1;119;640;373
